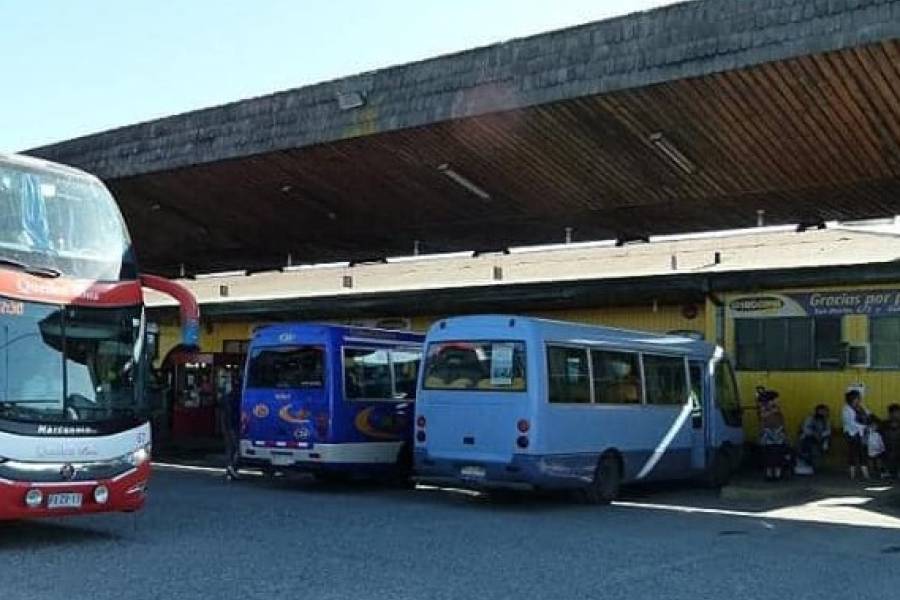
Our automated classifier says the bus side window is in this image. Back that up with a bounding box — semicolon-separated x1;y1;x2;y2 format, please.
643;355;688;406
689;362;703;428
547;346;590;404
591;350;641;404
344;348;392;399
390;349;421;400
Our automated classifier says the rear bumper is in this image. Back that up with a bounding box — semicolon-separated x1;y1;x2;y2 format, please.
239;440;403;471
414;449;596;491
0;462;150;521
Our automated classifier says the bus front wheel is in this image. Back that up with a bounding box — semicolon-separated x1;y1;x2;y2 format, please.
578;455;621;505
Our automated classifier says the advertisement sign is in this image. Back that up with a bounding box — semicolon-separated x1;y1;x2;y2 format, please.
490;343;514;385
728;290;900;318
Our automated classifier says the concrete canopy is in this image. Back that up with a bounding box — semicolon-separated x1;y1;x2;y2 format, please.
28;0;900;276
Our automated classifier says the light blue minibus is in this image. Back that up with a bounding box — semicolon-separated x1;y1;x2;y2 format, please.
413;315;743;502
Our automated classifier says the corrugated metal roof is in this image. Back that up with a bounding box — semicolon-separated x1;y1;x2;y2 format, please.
143;225;900;308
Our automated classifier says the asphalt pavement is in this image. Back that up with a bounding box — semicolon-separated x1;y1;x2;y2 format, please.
2;467;899;600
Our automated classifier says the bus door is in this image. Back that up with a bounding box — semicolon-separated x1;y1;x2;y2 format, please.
688;361;707;471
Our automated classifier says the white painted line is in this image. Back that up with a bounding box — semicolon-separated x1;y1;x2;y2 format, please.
152;462;265;477
613;500;757;518
415;484;482;498
152;462;225;474
614;498;900;530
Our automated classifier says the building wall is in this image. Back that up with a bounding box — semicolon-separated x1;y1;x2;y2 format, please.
723;284;900;443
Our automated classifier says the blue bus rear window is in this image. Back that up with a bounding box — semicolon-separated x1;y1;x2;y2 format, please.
423;341;526;391
246;346;325;388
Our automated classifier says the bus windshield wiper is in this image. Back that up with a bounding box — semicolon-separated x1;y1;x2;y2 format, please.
0;257;62;278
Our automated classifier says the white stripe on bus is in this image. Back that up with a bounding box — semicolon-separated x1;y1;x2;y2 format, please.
635;400;693;480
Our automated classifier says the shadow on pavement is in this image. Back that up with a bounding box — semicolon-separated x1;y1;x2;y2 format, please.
0;520;123;549
154;458;900;528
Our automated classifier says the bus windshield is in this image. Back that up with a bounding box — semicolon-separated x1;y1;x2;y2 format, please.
0;296;145;423
0;155;134;281
423;341;526;391
246;346;325;389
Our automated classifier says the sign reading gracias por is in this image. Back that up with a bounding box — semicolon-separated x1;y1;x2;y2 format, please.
729;290;900;318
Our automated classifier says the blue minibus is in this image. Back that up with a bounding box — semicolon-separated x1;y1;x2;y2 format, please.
239;324;424;479
413;315;743;502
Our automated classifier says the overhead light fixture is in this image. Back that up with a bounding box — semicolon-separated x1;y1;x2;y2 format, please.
337;91;366;110
437;164;491;200
649;132;696;175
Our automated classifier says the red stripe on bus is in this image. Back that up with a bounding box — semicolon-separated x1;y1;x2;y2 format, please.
0;270;143;306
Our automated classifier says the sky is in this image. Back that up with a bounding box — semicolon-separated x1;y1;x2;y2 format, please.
0;0;675;152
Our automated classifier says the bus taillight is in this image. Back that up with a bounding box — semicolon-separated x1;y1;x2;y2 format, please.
517;419;530;433
416;415;426;429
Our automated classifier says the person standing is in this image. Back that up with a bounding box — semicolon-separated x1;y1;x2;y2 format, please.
882;404;900;479
217;369;242;481
866;416;886;479
758;388;788;481
842;389;869;480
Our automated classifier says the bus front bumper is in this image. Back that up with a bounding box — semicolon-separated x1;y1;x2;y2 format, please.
0;461;150;521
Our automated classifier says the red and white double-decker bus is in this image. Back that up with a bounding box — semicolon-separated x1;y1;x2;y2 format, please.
0;152;198;520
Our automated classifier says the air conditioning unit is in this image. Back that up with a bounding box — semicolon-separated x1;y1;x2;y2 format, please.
846;344;870;369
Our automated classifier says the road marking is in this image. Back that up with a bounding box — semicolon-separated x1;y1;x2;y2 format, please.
152;462;264;477
152;462;225;473
614;498;900;530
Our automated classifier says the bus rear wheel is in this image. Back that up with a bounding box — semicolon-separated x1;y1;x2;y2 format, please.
578;455;621;505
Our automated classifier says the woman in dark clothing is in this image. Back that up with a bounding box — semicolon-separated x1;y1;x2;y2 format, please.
882;403;900;479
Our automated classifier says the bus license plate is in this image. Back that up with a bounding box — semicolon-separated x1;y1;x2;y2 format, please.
270;452;294;466
47;493;83;509
460;466;486;479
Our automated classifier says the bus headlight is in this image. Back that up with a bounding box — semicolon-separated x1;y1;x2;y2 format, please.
25;489;43;508
94;485;110;504
128;444;152;467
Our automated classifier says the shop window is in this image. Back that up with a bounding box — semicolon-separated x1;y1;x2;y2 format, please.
871;317;900;368
735;317;841;371
547;346;591;404
814;318;843;369
591;350;641;404
643;354;687;405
